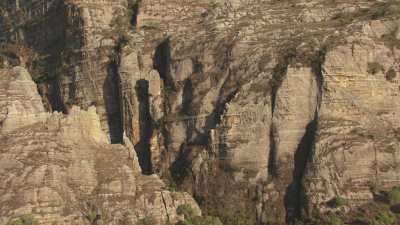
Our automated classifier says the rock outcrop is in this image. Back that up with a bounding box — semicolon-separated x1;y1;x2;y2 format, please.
1;0;400;224
0;67;200;225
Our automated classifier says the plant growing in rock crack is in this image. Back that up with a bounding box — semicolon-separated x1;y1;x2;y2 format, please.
222;213;255;225
165;175;178;192
7;215;40;225
385;68;397;81
367;62;385;75
369;211;397;225
85;210;100;225
140;19;161;30
325;214;345;225
330;196;347;208
387;186;400;204
137;217;156;225
177;204;195;219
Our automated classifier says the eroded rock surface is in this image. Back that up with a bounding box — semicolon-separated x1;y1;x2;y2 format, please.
1;0;400;224
0;67;200;225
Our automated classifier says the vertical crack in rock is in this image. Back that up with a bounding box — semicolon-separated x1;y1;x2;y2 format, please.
153;38;173;167
181;79;194;116
170;85;239;184
105;60;123;143
284;50;326;221
135;79;154;174
160;191;171;222
47;79;68;113
284;119;317;221
154;38;174;90
105;39;126;144
268;123;278;178
128;0;141;27
268;57;290;177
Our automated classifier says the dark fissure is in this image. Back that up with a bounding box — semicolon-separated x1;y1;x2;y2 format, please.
129;0;140;27
135;79;153;175
284;119;317;221
153;39;174;89
104;62;123;144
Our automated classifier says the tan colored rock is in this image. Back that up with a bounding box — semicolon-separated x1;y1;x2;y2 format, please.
0;67;48;133
0;67;200;225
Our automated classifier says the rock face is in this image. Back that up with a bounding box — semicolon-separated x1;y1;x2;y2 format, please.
0;67;200;225
0;67;48;133
1;0;400;224
305;29;400;211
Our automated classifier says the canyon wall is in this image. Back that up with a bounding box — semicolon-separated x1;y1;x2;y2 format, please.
1;0;400;224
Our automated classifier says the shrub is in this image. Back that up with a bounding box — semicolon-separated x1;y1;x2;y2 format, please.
182;216;223;225
333;196;347;208
223;214;255;225
177;204;195;219
166;177;178;192
137;217;156;225
385;68;397;81
367;62;384;75
364;0;400;19
326;214;345;225
140;19;160;30
85;211;99;225
388;186;400;204
7;215;39;225
195;216;223;225
369;211;396;225
328;196;347;208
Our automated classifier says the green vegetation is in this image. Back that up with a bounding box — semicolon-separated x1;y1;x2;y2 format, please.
177;204;195;219
140;19;161;30
180;216;223;225
332;196;348;208
369;211;397;225
165;175;178;192
326;214;345;225
137;217;156;225
388;186;400;204
367;62;384;75
177;204;223;225
365;0;400;19
222;214;255;225
385;68;397;81
7;215;39;225
85;210;99;225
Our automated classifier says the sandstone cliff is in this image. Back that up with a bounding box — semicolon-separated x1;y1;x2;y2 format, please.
1;0;400;224
0;67;200;225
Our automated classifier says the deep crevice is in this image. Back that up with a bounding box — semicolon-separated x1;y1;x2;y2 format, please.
134;79;153;175
128;0;140;27
104;61;123;144
284;49;326;222
268;57;291;177
153;38;174;166
48;79;67;113
154;38;175;90
268;123;278;178
284;119;318;221
104;37;128;144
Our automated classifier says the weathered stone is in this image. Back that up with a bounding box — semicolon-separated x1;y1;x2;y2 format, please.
0;67;200;225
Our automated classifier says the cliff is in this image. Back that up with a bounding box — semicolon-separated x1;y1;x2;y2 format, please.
0;67;200;225
1;0;400;224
